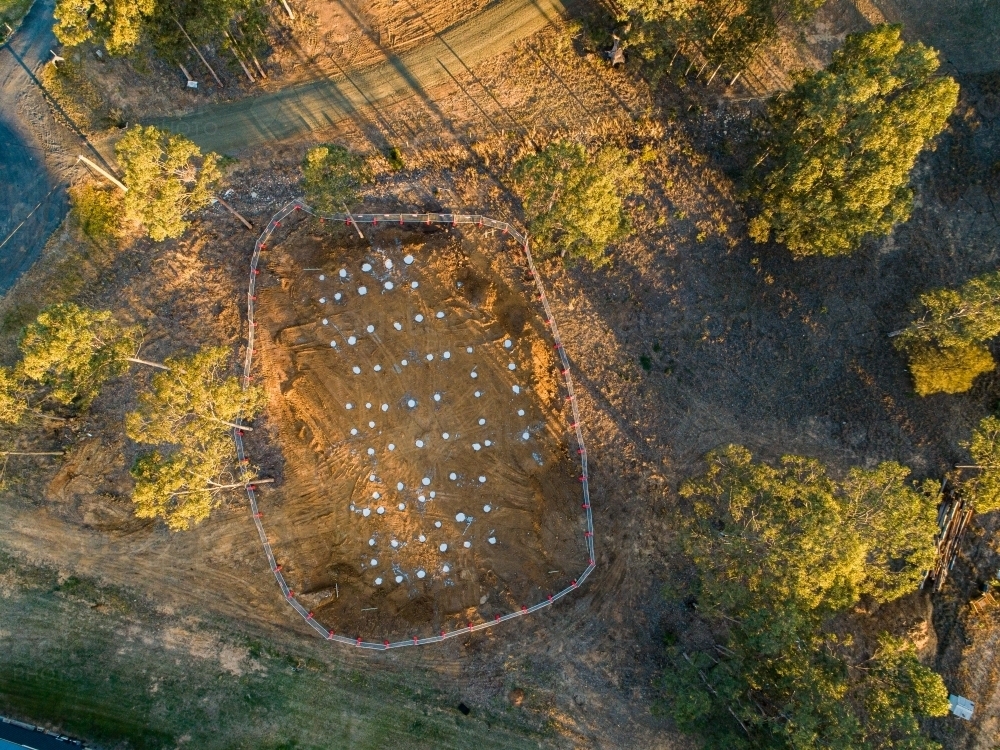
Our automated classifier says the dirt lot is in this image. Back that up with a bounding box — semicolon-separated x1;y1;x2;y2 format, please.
1;0;1000;747
254;219;585;641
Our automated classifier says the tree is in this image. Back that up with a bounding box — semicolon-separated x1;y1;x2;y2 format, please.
125;346;265;446
116;125;220;242
617;0;695;84
54;0;267;58
906;343;994;396
960;415;1000;514
678;446;936;613
19;303;142;409
126;346;266;530
896;272;1000;352
620;0;823;84
862;635;951;747
130;442;235;531
512;140;641;267
301;144;369;213
54;0;101;48
841;463;940;602
662;445;948;748
895;271;1000;395
748;25;958;257
54;0;154;54
146;0;269;60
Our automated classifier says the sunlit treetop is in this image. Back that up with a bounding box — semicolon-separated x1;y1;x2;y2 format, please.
749;25;959;257
116;125;220;242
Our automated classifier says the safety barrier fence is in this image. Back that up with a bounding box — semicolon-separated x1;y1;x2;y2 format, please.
233;199;596;649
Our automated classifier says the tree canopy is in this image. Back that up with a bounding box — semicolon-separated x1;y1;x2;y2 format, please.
126;346;266;530
116;125;219;241
679;445;938;611
300;144;369;213
663;445;947;748
748;25;958;257
512;140;640;267
620;0;824;84
960;415;1000;514
54;0;154;54
129;445;233;531
19;303;141;409
54;0;267;59
895;270;1000;395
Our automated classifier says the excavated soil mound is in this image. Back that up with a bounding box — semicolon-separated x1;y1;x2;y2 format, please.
254;221;587;642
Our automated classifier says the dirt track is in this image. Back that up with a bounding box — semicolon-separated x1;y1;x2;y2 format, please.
151;0;566;154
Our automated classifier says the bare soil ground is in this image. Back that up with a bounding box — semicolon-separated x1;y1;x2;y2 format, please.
254;219;586;641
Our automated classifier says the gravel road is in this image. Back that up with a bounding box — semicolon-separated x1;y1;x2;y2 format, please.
152;0;566;154
0;0;72;297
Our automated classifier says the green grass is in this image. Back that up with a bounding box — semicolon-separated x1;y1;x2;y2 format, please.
0;0;31;31
0;550;551;749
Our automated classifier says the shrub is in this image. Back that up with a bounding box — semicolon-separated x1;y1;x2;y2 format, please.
301;144;369;213
70;183;123;241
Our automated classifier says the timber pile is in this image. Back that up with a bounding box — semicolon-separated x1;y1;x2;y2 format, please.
923;490;975;593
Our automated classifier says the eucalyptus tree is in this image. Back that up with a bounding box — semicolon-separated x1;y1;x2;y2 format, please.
512;140;641;267
749;25;958;258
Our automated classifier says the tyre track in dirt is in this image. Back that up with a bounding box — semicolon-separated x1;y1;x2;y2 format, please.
151;0;567;154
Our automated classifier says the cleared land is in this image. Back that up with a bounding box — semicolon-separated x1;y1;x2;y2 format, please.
256;221;585;641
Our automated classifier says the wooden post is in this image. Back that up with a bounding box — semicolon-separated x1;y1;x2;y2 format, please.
175;18;224;88
217;418;253;431
342;205;364;239
279;0;295;20
214;195;254;230
77;155;127;192
224;31;256;82
0;451;64;456
250;52;267;79
179;62;194;82
209;477;274;489
125;356;170;370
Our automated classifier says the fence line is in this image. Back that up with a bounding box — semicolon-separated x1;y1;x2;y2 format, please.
232;199;596;649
